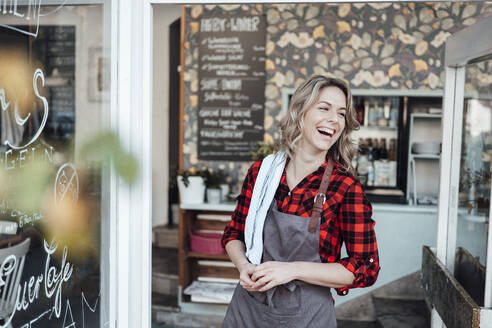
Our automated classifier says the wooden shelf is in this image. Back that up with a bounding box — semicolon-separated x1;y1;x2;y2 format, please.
179;204;235;309
186;251;229;260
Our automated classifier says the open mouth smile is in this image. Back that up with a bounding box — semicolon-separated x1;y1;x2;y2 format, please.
317;127;335;138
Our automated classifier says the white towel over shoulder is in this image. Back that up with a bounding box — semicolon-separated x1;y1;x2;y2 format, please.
244;151;287;265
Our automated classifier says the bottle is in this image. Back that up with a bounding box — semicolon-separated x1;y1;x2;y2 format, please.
357;140;369;187
367;145;375;187
388;138;397;161
380;138;388;160
355;98;365;125
373;139;380;161
389;98;398;128
368;101;377;126
388;138;397;187
377;99;388;127
366;138;373;160
358;138;365;152
363;101;369;126
383;99;391;119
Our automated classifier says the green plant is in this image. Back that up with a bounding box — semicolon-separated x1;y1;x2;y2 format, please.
175;167;208;188
203;169;226;189
459;167;492;213
251;140;280;161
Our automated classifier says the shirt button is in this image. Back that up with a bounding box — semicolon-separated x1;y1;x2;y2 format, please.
288;191;291;196
342;290;348;295
369;258;374;263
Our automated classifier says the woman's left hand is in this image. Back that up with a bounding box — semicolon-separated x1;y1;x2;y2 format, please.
250;261;296;292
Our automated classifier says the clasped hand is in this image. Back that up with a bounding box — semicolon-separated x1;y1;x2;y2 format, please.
239;261;295;292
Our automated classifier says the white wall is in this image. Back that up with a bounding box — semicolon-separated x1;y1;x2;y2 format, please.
334;206;437;305
152;5;182;227
333;205;487;306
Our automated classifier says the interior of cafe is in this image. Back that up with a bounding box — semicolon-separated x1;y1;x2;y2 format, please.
151;2;492;327
1;2;492;328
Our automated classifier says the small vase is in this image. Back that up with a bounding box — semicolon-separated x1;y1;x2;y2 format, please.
207;188;221;204
177;176;205;204
219;184;230;202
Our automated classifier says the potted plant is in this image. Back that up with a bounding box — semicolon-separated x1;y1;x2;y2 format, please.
251;140;280;161
203;169;226;204
175;167;207;204
216;170;230;202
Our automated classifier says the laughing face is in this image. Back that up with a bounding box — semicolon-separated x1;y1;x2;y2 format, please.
299;86;347;155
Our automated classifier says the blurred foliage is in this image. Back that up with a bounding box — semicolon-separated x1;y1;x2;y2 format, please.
203;168;226;189
251;140;280;161
0;131;138;260
78;132;138;184
174;167;209;187
0;48;42;119
0;47;138;265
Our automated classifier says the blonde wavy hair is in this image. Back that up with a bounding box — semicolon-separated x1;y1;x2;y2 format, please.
278;75;360;175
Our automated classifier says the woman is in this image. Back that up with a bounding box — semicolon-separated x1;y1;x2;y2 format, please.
221;75;380;327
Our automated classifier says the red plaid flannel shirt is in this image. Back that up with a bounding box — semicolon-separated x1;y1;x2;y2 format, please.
221;156;380;296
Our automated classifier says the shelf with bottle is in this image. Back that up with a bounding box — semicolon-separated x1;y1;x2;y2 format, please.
354;137;398;189
354;96;400;129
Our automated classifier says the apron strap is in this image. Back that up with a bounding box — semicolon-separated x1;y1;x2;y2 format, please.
308;158;334;233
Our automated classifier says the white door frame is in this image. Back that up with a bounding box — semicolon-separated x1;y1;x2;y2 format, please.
114;0;153;327
434;15;492;327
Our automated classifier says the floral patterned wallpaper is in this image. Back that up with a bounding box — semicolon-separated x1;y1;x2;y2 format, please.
182;3;492;192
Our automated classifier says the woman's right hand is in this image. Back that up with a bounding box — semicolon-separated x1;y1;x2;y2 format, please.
238;262;258;291
224;240;260;291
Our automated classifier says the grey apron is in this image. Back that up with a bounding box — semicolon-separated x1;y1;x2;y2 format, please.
223;161;336;328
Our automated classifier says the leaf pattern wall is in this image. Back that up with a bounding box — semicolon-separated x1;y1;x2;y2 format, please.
183;3;492;192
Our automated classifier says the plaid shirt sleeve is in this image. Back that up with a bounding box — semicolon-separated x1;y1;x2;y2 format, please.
335;179;381;296
221;160;262;249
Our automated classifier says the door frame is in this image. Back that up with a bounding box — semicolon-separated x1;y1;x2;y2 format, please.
114;0;153;327
434;15;492;327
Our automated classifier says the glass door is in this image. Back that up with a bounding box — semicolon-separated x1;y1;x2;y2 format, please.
455;59;492;306
432;15;492;328
0;2;115;327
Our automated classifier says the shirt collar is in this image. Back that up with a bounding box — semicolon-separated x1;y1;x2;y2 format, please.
284;152;344;176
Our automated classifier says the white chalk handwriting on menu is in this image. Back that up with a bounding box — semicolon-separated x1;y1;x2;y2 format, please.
198;12;266;160
0;239;73;328
0;0;69;37
0;68;49;150
200;17;261;32
1;145;54;170
17;292;102;328
0;0;42;37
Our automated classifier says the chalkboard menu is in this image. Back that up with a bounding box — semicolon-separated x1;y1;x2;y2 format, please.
198;13;266;161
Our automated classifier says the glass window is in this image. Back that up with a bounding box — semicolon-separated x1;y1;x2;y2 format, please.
457;60;492;265
0;3;112;327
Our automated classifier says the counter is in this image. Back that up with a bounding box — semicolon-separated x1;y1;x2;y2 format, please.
180;202;486;223
180;202;439;214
